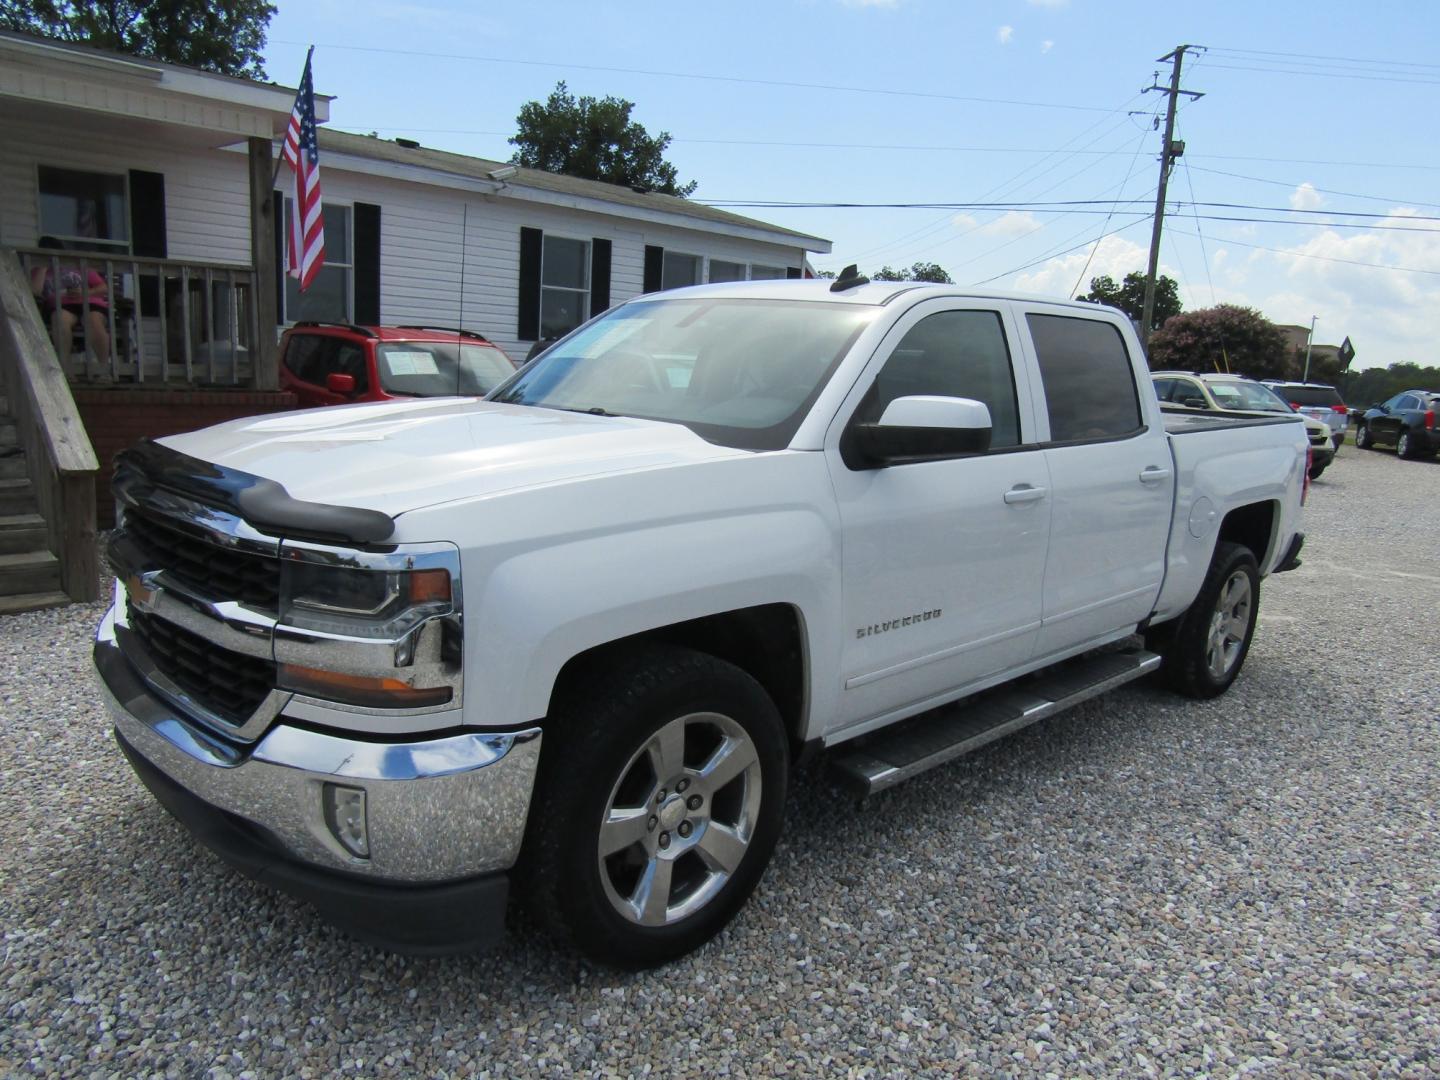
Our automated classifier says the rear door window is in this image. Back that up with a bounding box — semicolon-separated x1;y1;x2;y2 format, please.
1026;314;1143;442
283;334;326;384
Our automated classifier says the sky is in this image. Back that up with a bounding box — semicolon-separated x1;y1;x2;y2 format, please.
263;0;1440;371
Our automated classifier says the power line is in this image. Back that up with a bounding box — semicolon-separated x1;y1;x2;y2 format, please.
971;217;1152;286
1179;134;1216;306
1072;127;1156;296
1203;45;1440;71
279;39;1119;113
1186;166;1440;210
1200;61;1440;87
1166;228;1440;277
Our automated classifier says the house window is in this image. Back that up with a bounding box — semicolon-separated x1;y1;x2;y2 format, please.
541;235;591;338
37;166;129;254
709;259;746;283
661;251;701;290
284;200;352;323
750;265;785;280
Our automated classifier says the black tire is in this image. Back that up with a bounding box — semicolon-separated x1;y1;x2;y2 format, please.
1397;430;1415;459
1309;460;1328;480
1355;423;1373;450
521;645;789;968
1148;541;1260;699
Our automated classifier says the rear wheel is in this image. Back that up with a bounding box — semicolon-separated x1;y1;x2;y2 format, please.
522;645;788;968
1355;423;1373;450
1148;541;1260;699
1397;430;1415;459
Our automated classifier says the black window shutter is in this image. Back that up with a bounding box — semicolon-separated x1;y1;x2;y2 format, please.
590;238;612;314
272;190;286;323
786;266;802;279
643;245;664;293
128;170;166;311
353;202;381;324
518;226;543;340
127;170;167;258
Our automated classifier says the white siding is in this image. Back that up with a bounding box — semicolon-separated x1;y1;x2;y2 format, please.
321;165;808;363
0;111;252;265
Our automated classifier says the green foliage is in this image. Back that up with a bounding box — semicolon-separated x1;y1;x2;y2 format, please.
1146;304;1292;378
1;0;275;78
510;82;696;198
1340;362;1440;406
871;261;953;283
1075;271;1182;332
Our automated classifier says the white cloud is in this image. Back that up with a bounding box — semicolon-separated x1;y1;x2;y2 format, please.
1014;236;1153;299
979;211;1041;238
1289;182;1323;212
996;24;1014;44
1040;39;1055;54
1006;210;1439;366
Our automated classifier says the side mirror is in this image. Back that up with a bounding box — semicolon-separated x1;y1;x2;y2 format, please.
1181;396;1207;408
852;395;992;467
326;372;357;395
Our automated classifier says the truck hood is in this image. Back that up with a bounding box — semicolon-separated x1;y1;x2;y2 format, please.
159;398;747;518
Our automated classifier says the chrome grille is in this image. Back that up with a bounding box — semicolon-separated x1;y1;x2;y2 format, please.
124;508;280;609
127;604;275;725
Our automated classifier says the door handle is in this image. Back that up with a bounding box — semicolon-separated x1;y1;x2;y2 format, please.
1139;466;1172;484
1003;484;1048;504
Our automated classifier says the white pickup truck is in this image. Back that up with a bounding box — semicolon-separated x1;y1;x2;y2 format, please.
94;274;1309;967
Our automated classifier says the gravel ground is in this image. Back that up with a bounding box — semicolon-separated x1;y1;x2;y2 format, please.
2;446;1438;1079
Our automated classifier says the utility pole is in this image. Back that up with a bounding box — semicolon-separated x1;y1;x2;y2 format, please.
1140;45;1204;350
1303;314;1317;382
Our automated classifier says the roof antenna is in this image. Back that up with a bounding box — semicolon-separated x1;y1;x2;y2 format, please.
830;264;869;292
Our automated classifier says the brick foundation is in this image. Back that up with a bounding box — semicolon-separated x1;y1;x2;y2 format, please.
73;387;298;527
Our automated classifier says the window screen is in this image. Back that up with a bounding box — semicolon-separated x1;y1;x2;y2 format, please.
1027;314;1143;442
856;310;1020;449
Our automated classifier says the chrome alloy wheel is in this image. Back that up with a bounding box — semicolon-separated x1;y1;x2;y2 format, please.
597;712;763;927
1206;570;1253;681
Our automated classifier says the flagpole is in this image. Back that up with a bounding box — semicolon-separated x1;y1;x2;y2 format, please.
271;46;314;192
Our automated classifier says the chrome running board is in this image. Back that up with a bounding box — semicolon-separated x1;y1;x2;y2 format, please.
830;648;1162;796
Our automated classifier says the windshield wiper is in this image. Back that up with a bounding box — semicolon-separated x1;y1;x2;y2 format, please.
553;405;619;417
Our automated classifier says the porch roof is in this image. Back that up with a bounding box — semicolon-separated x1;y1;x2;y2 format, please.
0;30;330;144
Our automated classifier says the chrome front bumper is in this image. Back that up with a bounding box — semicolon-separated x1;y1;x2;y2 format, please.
95;603;541;885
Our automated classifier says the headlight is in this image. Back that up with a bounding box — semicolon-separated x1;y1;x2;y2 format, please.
280;559;452;639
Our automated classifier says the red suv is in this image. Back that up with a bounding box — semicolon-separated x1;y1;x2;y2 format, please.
278;322;516;408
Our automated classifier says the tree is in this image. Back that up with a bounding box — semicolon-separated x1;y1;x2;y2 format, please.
1;0;275;79
871;261;953;283
1340;362;1440;406
1076;271;1182;333
510;82;696;197
1146;304;1293;378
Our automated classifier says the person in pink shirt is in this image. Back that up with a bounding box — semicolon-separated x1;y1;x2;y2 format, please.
29;235;111;363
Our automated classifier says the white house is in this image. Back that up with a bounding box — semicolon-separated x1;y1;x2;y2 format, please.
0;29;832;379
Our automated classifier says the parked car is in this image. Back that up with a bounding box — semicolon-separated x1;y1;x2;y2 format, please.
97;280;1307;967
1152;371;1334;478
1263;381;1349;448
1355;390;1440;459
279;322;516;408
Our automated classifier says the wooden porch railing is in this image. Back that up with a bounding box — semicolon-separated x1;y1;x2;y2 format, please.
0;249;99;602
17;247;265;387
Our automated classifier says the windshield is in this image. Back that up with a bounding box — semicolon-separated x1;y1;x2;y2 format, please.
1208;380;1293;413
489;298;877;450
376;342;514;396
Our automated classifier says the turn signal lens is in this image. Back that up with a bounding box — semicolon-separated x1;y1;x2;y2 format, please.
407;568;451;605
280;663;453;709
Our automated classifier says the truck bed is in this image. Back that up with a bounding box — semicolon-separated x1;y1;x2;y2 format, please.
1161;406;1304;435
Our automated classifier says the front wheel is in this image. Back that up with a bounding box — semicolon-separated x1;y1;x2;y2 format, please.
1355;423;1374;450
522;645;789;968
1309;460;1328;480
1149;541;1261;699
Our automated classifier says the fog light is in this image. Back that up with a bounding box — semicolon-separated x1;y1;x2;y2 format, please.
323;783;370;858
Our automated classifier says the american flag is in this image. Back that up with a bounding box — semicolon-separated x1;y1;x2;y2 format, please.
282;48;325;291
